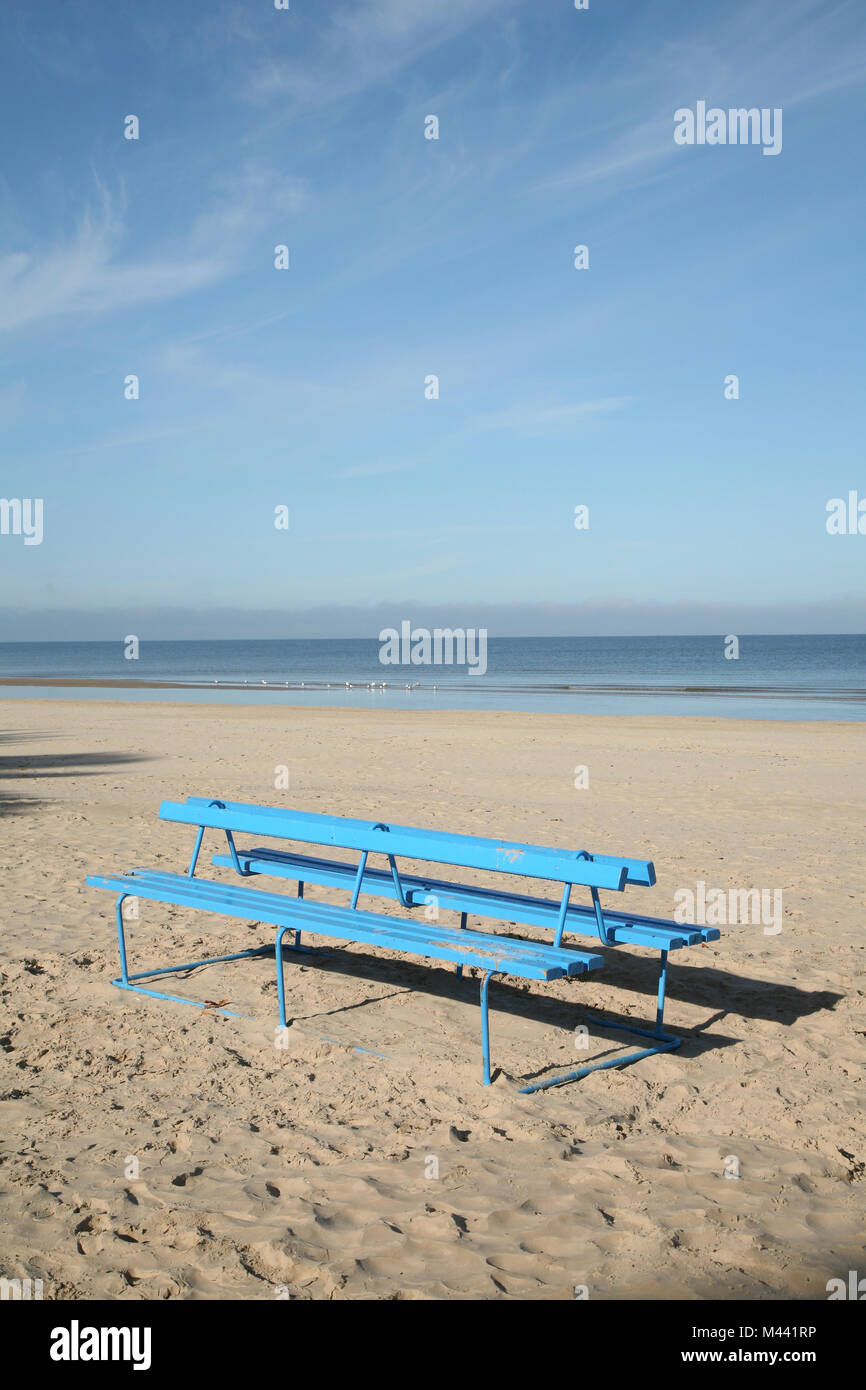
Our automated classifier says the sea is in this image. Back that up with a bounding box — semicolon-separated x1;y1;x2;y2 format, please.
0;635;864;720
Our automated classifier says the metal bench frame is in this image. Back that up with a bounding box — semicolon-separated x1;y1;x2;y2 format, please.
94;867;604;1087
86;797;719;1089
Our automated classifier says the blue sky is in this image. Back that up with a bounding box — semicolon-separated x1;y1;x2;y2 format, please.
1;0;864;638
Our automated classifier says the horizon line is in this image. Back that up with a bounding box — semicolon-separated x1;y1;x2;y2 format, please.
1;632;863;644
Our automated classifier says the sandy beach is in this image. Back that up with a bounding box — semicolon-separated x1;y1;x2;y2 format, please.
0;698;863;1300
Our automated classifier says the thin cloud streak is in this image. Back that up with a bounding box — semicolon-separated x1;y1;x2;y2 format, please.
0;166;308;335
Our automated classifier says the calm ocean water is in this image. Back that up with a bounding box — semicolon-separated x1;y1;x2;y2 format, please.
0;636;864;720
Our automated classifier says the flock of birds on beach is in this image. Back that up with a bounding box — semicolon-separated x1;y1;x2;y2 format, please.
211;679;433;690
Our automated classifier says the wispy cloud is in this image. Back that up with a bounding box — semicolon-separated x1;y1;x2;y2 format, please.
535;0;866;199
0;185;219;335
52;420;217;458
237;0;513;109
467;398;633;437
0;166;307;335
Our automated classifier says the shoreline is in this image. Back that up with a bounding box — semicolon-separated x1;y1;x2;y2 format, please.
0;692;861;733
1;692;864;730
1;674;864;700
0;677;864;730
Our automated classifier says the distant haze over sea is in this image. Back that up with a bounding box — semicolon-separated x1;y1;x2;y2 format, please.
0;599;863;643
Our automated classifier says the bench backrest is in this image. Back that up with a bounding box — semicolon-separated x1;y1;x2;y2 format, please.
159;797;655;892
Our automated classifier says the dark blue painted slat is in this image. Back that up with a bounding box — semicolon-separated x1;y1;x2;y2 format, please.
211;847;714;952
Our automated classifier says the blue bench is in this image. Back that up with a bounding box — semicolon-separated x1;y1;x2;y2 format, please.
86;797;719;1091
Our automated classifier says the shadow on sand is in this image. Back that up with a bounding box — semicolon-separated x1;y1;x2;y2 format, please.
0;729;151;817
129;927;841;1086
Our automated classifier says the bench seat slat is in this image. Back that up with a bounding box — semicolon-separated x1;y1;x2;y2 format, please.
160;798;642;890
85;870;605;981
211;847;719;952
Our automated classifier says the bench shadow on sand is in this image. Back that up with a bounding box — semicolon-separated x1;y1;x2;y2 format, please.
267;941;841;1081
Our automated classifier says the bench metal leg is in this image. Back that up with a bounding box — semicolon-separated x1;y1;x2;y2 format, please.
480;969;495;1084
275;924;292;1028
518;950;682;1094
111;893;316;1020
456;911;467;978
187;825;205;877
655;947;669;1034
109;895;680;1094
111;893;270;1019
115;893;130;985
295;880;304;948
